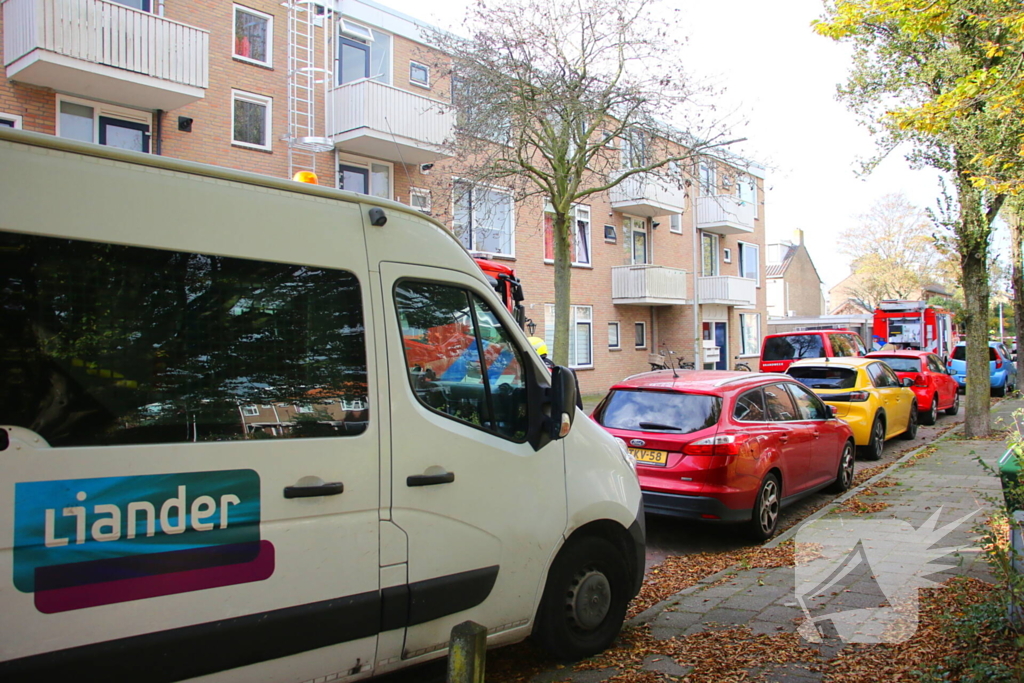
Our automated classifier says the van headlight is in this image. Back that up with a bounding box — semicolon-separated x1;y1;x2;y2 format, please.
614;437;638;477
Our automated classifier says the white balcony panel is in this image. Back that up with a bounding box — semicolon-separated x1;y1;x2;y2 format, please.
695;195;755;235
612;265;688;305
698;276;757;307
329;80;454;165
608;174;685;217
4;0;208;110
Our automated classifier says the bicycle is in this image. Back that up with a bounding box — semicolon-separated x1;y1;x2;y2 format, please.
649;350;696;372
733;359;753;372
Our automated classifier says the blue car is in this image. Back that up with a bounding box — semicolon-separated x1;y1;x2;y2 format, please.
947;342;1017;396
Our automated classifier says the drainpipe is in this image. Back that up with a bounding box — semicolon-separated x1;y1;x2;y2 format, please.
693;228;701;368
153;109;163;156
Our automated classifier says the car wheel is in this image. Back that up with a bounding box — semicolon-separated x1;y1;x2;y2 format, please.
944;391;960;416
994;382;1006;398
826;440;855;494
746;473;781;542
532;536;630;661
860;415;885;461
921;396;938;426
900;405;918;440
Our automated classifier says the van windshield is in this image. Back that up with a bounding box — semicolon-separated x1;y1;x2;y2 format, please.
786;366;858;390
763;335;825;361
597;390;721;434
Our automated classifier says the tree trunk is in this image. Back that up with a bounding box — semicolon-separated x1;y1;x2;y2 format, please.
552;210;573;367
1010;206;1024;388
956;177;991;438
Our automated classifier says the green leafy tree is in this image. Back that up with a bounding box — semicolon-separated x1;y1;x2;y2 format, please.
815;0;1020;436
426;0;742;366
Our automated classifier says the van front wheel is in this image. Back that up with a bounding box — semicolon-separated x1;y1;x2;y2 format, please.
532;536;630;661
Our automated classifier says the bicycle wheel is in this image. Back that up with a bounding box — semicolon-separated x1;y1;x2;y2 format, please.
734;362;752;372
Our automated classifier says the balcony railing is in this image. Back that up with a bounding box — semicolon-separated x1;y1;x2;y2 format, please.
612;265;688;305
328;80;454;165
4;0;208;110
695;195;755;235
608;173;686;218
698;276;757;307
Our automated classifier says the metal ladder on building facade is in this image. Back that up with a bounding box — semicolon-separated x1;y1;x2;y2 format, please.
285;0;335;182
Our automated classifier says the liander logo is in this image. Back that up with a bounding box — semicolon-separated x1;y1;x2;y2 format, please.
14;470;274;613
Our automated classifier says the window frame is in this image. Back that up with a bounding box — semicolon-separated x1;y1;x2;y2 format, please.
626;215;649;265
543;204;592;266
454;179;516;257
409;187;431;213
701;231;719;276
738;174;758;218
0;113;23;129
608;321;621;350
738;241;760;285
409;61;430;88
699;162;716;195
543;304;594;369
634;321;647;349
230;90;272;151
739;313;761;356
57;95;152;150
233;4;273;67
733;387;768;423
669;213;682;234
338;154;393;199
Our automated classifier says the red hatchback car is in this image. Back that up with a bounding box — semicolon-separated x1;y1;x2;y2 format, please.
864;350;960;424
592;371;855;541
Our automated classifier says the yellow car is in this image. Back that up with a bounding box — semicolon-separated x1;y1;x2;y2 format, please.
785;357;918;460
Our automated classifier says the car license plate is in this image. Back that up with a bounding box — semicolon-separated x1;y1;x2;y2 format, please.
628;448;668;466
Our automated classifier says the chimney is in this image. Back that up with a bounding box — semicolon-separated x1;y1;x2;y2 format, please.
793;229;804;246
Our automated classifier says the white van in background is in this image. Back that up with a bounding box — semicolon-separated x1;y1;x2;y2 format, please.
0;128;644;682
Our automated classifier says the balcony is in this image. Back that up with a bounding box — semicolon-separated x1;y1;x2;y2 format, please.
608;173;686;217
328;80;454;165
4;0;208;111
612;265;688;306
698;276;757;307
695;195;755;235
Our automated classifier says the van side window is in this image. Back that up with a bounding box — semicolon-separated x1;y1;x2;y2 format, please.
1;233;369;446
829;334;853;357
395;281;528;441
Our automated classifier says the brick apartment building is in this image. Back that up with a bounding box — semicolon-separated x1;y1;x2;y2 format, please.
0;0;768;395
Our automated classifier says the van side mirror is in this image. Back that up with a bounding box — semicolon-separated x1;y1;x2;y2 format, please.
548;366;577;439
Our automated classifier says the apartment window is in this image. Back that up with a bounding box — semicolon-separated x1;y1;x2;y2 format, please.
620;128;648;168
604;224;616;242
699;162;716;195
454;181;514;256
0;113;23;129
410;187;431;213
295;404;314;414
670;213;682;234
608;322;621;349
338;158;391;199
242;405;260;417
738;174;757;218
543;205;591;266
58;97;151;153
112;0;152;9
338;22;391;85
234;6;272;66
723;247;733;264
544;305;593;369
740;313;761;356
625;216;648;264
231;91;272;150
739;242;760;285
410;61;430;88
701;232;719;276
635;322;647;349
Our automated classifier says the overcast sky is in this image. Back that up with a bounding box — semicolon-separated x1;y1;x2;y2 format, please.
379;0;958;294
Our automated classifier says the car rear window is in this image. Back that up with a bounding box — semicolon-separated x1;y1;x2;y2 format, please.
951;346;997;361
871;356;922;373
596;390;721;434
786;366;858;389
763;335;825;361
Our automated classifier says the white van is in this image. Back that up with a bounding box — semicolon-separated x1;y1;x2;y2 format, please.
0;129;645;682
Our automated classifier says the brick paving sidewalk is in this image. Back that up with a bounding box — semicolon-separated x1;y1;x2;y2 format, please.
530;399;1020;683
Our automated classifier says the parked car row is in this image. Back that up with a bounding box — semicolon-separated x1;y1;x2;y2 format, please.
588;346;972;542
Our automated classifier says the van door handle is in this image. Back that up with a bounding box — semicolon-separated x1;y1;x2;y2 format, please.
283;482;345;498
407;472;455;487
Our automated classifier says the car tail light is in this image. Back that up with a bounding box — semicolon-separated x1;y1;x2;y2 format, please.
683;433;751;456
826;391;870;402
995;357;1003;369
914;376;927;387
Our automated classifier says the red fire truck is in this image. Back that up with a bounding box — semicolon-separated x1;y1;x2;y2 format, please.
872;300;957;359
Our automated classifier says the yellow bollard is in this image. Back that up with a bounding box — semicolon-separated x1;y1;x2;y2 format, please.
447;621;486;683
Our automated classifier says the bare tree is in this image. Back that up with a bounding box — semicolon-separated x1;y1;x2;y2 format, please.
837;194;947;308
424;0;742;365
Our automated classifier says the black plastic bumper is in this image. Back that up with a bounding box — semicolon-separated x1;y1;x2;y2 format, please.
642;490;751;523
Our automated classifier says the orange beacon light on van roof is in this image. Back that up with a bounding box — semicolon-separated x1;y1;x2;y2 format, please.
292;171;319;185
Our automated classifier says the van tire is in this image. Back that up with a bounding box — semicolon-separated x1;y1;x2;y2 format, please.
532;536;630;661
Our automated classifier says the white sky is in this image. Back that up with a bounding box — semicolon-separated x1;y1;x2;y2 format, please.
378;0;961;293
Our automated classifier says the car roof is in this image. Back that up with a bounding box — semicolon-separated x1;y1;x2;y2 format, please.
612;370;792;394
787;357;875;370
865;350;930;359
